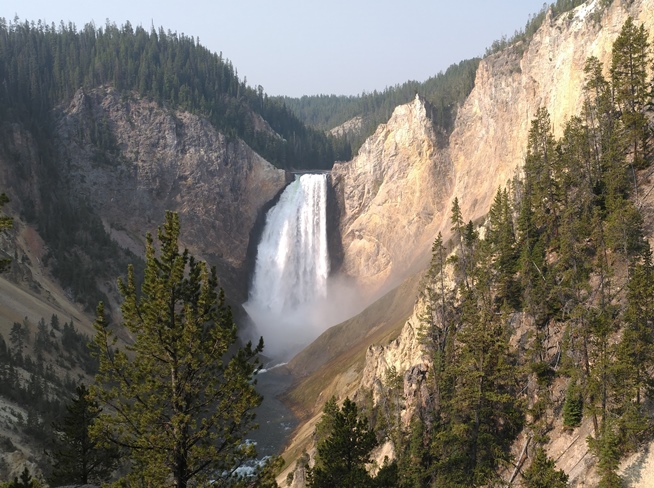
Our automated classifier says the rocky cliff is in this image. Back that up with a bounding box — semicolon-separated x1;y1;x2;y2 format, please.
331;0;654;299
352;0;654;430
353;0;654;484
282;0;654;485
330;96;451;296
449;0;654;225
55;87;289;300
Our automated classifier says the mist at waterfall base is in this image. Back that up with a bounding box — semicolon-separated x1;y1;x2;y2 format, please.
243;173;363;361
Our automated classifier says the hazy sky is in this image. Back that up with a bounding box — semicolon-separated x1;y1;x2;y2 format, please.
4;0;549;97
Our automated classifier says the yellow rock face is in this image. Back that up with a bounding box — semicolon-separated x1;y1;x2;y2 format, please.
451;0;654;228
330;95;452;297
332;0;654;300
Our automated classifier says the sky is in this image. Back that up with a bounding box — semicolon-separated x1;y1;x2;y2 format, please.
3;0;550;97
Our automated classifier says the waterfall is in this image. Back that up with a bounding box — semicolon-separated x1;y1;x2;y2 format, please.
244;173;330;359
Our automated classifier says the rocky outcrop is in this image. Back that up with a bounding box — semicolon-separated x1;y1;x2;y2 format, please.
329;115;364;138
351;1;654;483
352;0;654;405
55;87;289;299
358;302;430;426
330;0;654;299
282;0;654;485
350;0;654;426
330;96;451;295
340;0;654;366
449;0;654;226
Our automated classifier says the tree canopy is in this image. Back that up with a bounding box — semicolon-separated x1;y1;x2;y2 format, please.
91;211;264;487
0;18;348;169
309;397;379;488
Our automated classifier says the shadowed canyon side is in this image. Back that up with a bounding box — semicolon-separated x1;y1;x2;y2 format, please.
55;87;288;300
0;87;293;478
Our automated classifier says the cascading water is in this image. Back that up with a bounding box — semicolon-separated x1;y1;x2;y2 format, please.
244;173;330;359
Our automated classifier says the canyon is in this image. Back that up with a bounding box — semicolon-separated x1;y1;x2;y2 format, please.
280;0;654;486
1;0;654;484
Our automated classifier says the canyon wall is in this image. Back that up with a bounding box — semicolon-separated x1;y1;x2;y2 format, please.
354;0;654;417
281;1;654;484
56;87;289;299
331;0;654;299
329;96;452;294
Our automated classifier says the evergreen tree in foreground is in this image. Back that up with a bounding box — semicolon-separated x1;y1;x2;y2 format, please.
91;211;264;487
308;398;379;488
48;385;119;485
522;447;568;488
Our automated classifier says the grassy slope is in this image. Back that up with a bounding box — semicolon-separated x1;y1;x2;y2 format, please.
277;271;422;478
287;272;422;387
0;223;92;342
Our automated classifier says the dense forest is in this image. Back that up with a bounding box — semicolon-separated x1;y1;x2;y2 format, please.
280;58;479;151
0;314;98;472
0;18;350;169
308;16;654;487
0;18;352;311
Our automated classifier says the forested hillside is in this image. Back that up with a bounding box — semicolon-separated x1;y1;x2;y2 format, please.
280;59;479;150
0;18;350;169
318;16;654;487
0;19;352;312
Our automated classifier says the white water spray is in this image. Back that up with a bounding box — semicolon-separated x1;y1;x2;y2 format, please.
244;173;331;359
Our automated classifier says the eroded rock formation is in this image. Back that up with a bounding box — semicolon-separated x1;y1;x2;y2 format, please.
330;0;654;300
330;96;452;295
56;87;289;299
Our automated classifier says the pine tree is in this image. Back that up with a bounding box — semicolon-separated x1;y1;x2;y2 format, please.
372;458;399;488
516;162;552;334
398;418;429;488
610;17;651;170
522;447;568;488
7;467;38;488
583;56;616;177
308;398;378;488
48;384;119;485
562;378;583;429
589;419;623;488
430;228;523;486
90;211;263;487
0;193;12;273
487;188;519;309
612;245;654;448
524;107;561;242
419;232;456;415
450;197;469;287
